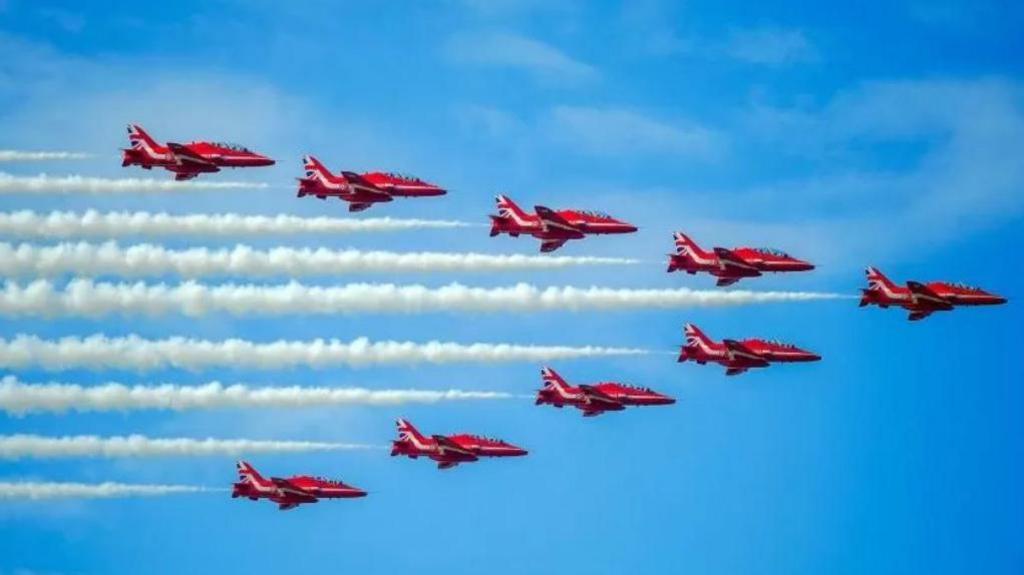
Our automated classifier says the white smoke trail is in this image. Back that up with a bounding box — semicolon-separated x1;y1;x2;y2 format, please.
0;242;637;278
0;172;266;194
0;434;375;459
0;210;472;239
0;151;92;162
0;376;516;415
0;481;215;500
0;334;645;372
0;280;848;318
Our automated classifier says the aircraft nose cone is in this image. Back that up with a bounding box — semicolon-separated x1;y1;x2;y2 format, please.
623;224;639;233
508;446;529;456
352;489;368;498
659;395;677;405
991;295;1008;305
804;352;822;362
796;260;815;271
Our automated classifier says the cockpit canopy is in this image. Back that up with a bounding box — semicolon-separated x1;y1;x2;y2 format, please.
753;247;790;257
579;210;612;219
212;142;252;152
384;171;423;183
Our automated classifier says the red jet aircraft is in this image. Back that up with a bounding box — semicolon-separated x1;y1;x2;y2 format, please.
231;460;366;511
679;323;821;376
668;232;814;286
535;366;675;417
390;418;527;470
121;124;274;181
860;267;1006;321
489;195;637;252
296;155;446;212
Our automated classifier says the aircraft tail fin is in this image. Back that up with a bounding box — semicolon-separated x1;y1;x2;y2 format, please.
684;322;712;347
540;366;570;391
862;266;897;306
302;154;334;181
126;123;160;150
672;232;715;264
237;460;268;486
494;194;530;223
395;418;427;445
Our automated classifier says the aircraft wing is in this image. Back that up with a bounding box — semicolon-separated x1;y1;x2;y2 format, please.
270;477;318;503
539;238;569;253
534;206;585;238
166;142;216;167
577;384;624;408
722;339;770;367
713;247;760;276
340;171;391;197
432;434;475;456
906;281;954;310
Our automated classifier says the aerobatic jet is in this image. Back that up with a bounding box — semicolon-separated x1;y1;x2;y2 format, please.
859;267;1006;321
668;232;814;286
231;461;366;511
679;323;821;376
535;366;675;417
390;418;527;470
296;155;446;212
121;124;274;181
488;195;637;252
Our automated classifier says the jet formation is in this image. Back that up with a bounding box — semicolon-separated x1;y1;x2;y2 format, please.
860;267;1006;321
121;124;275;181
232;460;366;511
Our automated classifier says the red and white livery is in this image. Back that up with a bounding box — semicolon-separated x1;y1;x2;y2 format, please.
390;418;527;470
231;460;366;511
296;155;446;212
859;267;1006;321
489;195;637;252
535;366;675;417
679;323;821;376
668;232;814;287
121;124;274;181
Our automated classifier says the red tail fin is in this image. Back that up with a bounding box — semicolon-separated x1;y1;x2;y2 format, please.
395;418;427;444
302;154;333;181
540;366;570;391
127;123;161;150
494;195;531;224
673;232;716;265
237;460;268;486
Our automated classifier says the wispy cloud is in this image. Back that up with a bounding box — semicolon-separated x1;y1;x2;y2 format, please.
548;106;723;158
0;279;847;318
0;376;516;416
0;150;91;161
0;481;215;500
0;173;266;194
0;242;638;279
0;210;471;239
724;27;818;65
0;434;375;459
0;334;646;372
446;32;597;83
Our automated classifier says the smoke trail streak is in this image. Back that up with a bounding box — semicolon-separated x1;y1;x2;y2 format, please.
0;210;472;239
0;172;266;194
0;242;638;278
0;376;516;415
0;334;645;372
0;280;848;318
0;482;216;500
0;151;92;162
0;434;375;459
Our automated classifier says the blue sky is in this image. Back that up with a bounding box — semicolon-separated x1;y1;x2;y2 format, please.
1;1;1022;573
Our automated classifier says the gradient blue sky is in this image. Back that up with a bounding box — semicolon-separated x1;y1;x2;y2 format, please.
1;1;1022;573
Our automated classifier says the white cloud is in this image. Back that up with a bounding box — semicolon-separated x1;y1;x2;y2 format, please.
446;32;597;83
724;27;818;65
548;106;723;157
0;376;516;416
0;242;638;279
0;279;847;318
0;333;646;372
